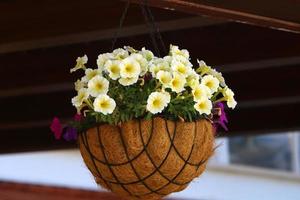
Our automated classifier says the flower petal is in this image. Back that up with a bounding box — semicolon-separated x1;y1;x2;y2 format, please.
50;117;63;140
63;127;78;141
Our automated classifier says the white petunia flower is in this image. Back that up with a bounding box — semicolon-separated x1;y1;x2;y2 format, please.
149;64;161;77
197;60;206;68
170;72;186;93
93;94;116;115
227;97;237;109
87;75;109;97
81;68;102;83
112;48;129;59
149;59;170;77
223;87;234;99
192;84;211;101
74;79;86;91
71;88;89;108
223;87;237;109
194;98;212;115
124;46;137;54
104;60;121;80
97;53;113;70
70;55;88;73
140;47;154;61
170;44;189;59
119;57;141;78
196;60;226;86
171;59;191;77
118;76;139;86
162;91;171;103
211;70;226;87
186;70;200;89
130;53;148;76
156;70;172;87
146;91;170;114
201;75;220;93
163;55;172;63
196;59;212;75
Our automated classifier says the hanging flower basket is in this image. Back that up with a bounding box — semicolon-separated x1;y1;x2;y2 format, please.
79;117;214;199
51;45;237;200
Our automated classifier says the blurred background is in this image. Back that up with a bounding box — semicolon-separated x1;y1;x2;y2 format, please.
0;0;300;199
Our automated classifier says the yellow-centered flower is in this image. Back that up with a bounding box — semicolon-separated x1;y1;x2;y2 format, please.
93;94;116;115
120;57;141;78
104;60;121;80
192;84;210;101
170;72;186;93
146;92;170;114
130;53;148;76
87;75;109;97
156;70;172;87
171;59;191;77
194;98;212;115
201;75;220;93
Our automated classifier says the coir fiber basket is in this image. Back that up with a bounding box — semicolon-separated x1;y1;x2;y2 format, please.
78;117;215;200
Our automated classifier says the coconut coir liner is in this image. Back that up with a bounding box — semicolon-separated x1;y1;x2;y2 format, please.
78;117;214;199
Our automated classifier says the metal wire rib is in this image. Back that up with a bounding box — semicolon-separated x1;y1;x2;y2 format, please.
80;118;208;196
117;118;165;195
131;119;204;196
82;119;157;186
165;120;205;166
136;119;191;186
80;125;154;166
79;132;112;191
96;126;138;197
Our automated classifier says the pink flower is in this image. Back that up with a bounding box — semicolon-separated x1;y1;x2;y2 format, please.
50;117;63;140
74;113;82;122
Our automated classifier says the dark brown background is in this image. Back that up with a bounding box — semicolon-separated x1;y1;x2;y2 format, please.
1;0;300;199
0;0;299;154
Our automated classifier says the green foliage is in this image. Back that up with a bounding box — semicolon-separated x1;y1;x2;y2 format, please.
84;78;158;126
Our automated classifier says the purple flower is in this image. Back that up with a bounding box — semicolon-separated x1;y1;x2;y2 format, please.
213;102;228;131
50;117;63;140
63;127;78;141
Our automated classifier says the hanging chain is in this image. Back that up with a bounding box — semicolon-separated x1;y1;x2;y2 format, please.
111;1;130;52
143;0;167;55
139;2;161;56
110;0;166;56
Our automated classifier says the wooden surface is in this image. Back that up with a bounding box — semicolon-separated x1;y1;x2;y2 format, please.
127;0;300;33
0;181;119;200
0;181;188;200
